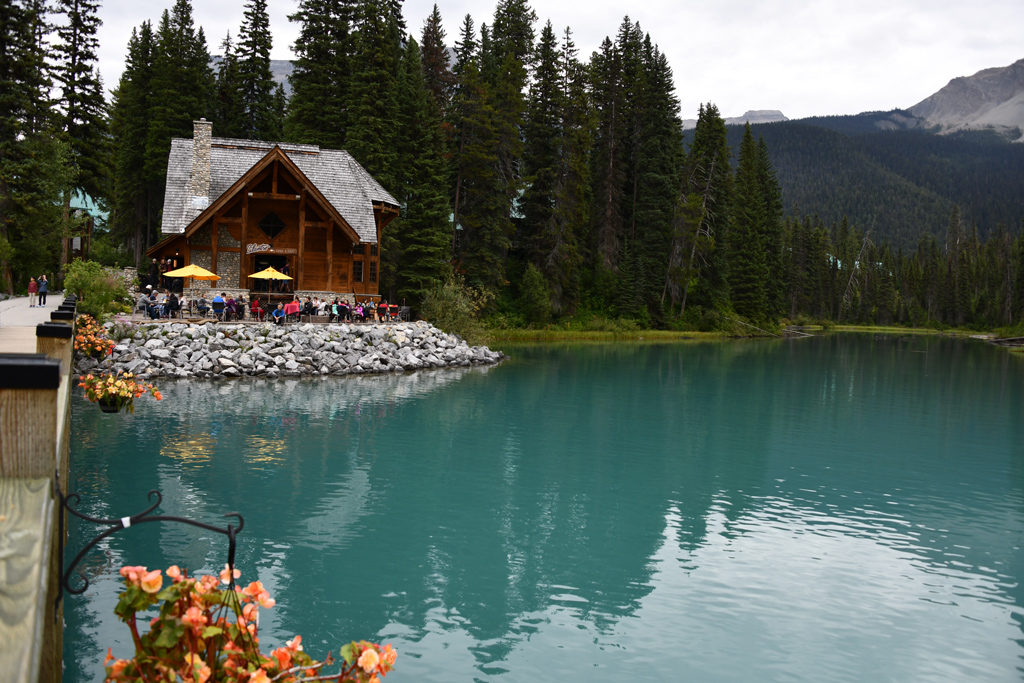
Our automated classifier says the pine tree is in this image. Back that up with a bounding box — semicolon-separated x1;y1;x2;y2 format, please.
53;0;110;272
419;4;454;119
0;0;71;292
587;35;624;276
385;37;451;308
144;1;214;245
676;103;731;316
728;124;768;319
345;0;402;191
235;0;281;140
285;0;358;148
53;0;108;200
108;21;158;264
519;20;561;266
213;32;245;138
629;38;683;320
757;137;785;317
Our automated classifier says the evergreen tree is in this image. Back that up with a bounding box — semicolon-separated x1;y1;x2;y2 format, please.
345;0;402;191
213;32;245;138
145;1;214;190
628;39;683;320
235;0;281;139
757;137;785;317
519;20;561;266
587;35;624;275
0;0;71;292
285;0;358;148
53;0;108;200
385;37;452;308
419;4;454;119
675;103;731;316
728;124;768;319
108;21;158;264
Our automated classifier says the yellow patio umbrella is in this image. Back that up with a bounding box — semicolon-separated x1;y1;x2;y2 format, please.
248;266;293;280
163;263;220;280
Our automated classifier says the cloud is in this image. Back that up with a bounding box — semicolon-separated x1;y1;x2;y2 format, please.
95;0;1024;119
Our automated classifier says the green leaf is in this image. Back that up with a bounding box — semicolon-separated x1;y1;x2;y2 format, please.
201;625;224;638
153;620;185;649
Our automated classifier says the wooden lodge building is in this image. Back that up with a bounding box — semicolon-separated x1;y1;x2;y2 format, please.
147;119;399;302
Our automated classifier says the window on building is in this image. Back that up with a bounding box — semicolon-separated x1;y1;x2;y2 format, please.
369;261;377;282
370;245;378;256
353;260;363;282
353;244;366;255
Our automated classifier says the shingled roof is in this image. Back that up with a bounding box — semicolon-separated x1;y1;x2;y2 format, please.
160;135;399;243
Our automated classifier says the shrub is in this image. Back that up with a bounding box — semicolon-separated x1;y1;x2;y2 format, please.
419;274;493;345
64;258;129;320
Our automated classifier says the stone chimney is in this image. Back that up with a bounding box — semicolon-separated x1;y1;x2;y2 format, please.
189;118;212;211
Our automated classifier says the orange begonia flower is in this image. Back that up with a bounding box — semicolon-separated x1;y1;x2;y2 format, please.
140;569;163;594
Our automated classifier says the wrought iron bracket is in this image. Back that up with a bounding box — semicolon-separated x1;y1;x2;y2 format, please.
58;489;244;609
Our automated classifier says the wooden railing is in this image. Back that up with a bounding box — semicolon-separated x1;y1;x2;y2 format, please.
0;301;75;683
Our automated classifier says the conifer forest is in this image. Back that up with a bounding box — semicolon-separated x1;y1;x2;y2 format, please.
3;0;1024;331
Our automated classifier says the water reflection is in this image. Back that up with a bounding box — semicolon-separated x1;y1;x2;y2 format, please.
64;338;1024;681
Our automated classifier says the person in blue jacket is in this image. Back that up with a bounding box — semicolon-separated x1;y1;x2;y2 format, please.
38;274;48;305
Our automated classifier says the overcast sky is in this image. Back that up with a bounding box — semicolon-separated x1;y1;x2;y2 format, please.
94;0;1023;120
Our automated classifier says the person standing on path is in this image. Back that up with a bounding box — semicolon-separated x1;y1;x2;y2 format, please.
28;277;38;307
38;274;48;306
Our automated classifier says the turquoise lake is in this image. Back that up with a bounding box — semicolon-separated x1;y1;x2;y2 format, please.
63;335;1024;681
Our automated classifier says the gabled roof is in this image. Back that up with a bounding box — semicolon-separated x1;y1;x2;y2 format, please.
160;136;399;243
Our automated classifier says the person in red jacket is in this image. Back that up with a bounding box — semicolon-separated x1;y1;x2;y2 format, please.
27;277;38;307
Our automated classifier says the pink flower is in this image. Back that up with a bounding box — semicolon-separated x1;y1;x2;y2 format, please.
380;643;397;668
358;647;380;673
140;569;163;594
220;564;241;584
166;565;182;581
286;635;303;652
119;565;147;583
248;669;271;683
182;606;207;628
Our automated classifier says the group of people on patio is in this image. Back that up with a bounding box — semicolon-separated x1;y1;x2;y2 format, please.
267;296;401;325
136;287;401;324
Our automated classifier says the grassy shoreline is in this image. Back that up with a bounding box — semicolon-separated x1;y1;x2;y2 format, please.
482;324;1008;348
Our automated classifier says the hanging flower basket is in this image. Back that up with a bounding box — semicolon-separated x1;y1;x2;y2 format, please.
98;396;131;413
79;372;161;414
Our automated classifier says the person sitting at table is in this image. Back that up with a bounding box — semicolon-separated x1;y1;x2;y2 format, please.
272;303;286;325
339;299;350;322
302;297;314;319
136;290;151;317
283;297;301;322
211;292;225;319
250;298;264;321
196;295;210;317
165;291;180;318
225;295;238;321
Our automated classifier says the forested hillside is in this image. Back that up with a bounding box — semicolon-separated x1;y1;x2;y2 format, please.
741;117;1024;248
3;0;1024;332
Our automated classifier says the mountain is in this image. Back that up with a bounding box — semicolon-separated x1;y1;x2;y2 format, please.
718;59;1024;248
909;58;1024;142
211;56;295;99
682;109;788;130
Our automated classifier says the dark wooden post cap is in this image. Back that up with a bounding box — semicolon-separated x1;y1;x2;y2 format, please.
50;310;74;322
0;353;61;389
36;322;73;339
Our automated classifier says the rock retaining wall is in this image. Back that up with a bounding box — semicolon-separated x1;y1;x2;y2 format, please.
74;320;504;380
